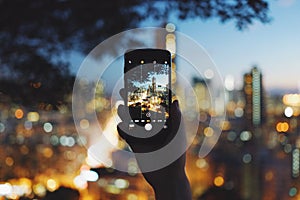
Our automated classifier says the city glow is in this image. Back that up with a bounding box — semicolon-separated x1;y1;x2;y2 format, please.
0;183;12;196
283;94;300;107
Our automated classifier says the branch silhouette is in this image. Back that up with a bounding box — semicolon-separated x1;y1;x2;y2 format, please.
0;0;270;107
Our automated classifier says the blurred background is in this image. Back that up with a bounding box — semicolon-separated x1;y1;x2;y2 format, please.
1;0;300;199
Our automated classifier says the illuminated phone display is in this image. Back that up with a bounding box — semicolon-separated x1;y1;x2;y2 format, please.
124;49;171;129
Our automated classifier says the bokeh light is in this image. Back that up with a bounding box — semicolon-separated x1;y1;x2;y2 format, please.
242;153;252;164
234;107;244;117
227;131;237;141
24;121;32;130
214;176;224;187
240;131;252;141
0;122;5;133
204;69;214;79
15;109;24;119
0;183;12;196
5;156;14;166
46;179;58;192
80;170;99;182
283;94;300;107
43;122;53;133
114;179;129;189
27;112;39;122
80;119;90;129
276;122;289;133
73;175;88;189
224;75;235;91
204;127;214;137
284;107;294;118
289;187;297;197
33;183;46;197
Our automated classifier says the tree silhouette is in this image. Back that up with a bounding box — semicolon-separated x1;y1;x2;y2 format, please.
0;0;270;107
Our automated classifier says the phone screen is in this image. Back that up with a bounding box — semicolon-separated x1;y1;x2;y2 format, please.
124;49;171;130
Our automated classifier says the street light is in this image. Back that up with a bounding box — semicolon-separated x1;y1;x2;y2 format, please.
284;107;294;118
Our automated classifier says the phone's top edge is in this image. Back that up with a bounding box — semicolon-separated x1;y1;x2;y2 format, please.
124;48;171;55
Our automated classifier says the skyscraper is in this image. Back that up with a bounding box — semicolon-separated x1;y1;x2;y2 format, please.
243;66;265;127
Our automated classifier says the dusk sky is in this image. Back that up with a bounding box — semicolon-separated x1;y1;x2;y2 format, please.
70;0;300;95
171;0;300;93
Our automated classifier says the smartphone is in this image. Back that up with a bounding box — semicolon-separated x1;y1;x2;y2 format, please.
124;49;171;131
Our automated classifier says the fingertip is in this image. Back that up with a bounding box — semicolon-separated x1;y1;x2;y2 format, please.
119;88;126;100
171;99;180;113
117;104;124;113
173;100;179;108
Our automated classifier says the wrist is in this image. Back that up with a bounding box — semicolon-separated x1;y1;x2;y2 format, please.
152;171;192;200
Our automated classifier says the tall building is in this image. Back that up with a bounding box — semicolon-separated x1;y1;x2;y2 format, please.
152;76;156;93
243;66;265;127
242;66;266;200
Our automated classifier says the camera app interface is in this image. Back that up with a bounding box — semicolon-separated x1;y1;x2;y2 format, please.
127;62;170;128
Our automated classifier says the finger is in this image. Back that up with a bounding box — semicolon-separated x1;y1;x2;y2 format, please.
117;122;129;140
170;100;181;127
117;104;130;121
119;88;126;101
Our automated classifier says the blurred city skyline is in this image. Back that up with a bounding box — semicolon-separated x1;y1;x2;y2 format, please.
2;1;300;199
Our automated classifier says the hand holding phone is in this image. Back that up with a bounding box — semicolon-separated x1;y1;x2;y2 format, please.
117;48;192;200
117;93;192;200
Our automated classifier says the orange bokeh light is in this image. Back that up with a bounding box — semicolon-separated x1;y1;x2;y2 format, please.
214;176;224;187
276;122;289;133
15;109;24;119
